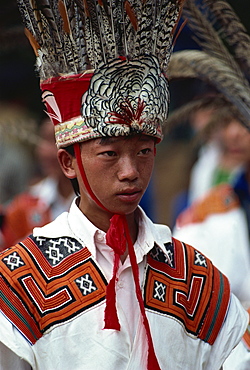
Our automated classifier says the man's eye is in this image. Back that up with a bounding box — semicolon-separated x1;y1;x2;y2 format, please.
139;148;151;155
102;151;116;157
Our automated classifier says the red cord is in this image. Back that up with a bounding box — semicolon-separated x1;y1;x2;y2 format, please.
74;143;107;211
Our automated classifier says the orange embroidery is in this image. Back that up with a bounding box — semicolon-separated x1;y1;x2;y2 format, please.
1;236;107;344
145;238;230;344
177;184;240;227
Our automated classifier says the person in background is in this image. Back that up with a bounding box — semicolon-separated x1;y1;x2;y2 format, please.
0;118;75;250
169;1;250;366
188;98;250;205
169;4;250;310
173;112;250;369
0;102;36;206
169;95;250;226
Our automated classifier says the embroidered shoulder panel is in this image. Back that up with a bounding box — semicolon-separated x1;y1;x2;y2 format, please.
144;237;230;345
1;236;107;345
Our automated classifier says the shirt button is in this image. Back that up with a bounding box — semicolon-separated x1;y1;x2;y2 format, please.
96;231;105;241
118;281;123;288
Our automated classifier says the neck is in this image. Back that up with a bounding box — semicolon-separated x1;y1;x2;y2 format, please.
78;198;138;241
78;198;138;260
125;212;138;244
57;175;74;199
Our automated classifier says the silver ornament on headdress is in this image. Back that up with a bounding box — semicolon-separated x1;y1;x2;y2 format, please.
82;55;169;138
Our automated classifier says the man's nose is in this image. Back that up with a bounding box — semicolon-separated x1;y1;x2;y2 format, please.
117;156;139;181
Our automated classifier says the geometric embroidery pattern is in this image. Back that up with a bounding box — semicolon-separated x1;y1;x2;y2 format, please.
1;235;231;347
144;237;230;345
1;236;108;345
75;274;97;296
2;251;25;271
164;242;175;268
194;250;207;268
153;280;166;302
150;242;174;268
30;235;83;266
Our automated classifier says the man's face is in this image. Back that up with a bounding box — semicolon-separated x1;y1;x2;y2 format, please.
221;119;250;163
74;135;156;218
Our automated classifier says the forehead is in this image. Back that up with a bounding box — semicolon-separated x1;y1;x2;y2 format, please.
82;134;156;148
100;134;155;145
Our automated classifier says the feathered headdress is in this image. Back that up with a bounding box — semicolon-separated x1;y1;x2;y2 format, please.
167;0;250;131
18;0;184;147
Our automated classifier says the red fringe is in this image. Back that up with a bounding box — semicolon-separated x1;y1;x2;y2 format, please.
104;254;120;330
106;214;126;255
104;215;127;329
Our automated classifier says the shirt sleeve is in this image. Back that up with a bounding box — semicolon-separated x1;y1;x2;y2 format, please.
0;312;35;369
205;293;249;369
0;342;32;370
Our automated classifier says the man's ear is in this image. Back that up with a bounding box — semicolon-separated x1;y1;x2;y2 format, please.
57;149;76;179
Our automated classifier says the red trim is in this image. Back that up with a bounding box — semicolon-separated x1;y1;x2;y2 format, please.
1;276;42;344
242;308;250;350
41;73;93;125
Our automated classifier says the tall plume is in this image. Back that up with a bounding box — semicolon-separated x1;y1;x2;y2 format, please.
17;0;185;81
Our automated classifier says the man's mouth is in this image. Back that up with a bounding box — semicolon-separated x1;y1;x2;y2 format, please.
117;188;142;202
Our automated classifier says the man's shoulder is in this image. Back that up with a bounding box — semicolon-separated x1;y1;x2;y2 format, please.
145;237;231;345
32;210;70;237
0;229;105;345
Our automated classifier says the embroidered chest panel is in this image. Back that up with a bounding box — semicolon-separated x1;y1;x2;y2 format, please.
1;236;230;347
1;236;107;344
144;238;230;345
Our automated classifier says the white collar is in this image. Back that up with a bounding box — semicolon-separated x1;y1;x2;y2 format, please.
34;197;172;259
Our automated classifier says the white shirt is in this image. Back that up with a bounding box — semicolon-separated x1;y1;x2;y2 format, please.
0;200;248;369
30;176;74;219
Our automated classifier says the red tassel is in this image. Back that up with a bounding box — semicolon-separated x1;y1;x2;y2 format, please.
106;214;127;255
104;253;120;330
105;215;161;369
104;214;127;330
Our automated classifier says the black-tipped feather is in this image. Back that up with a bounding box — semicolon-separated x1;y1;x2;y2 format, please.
168;0;250;130
17;0;184;80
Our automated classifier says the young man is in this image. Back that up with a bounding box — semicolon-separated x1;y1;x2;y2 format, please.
1;124;248;370
0;0;248;369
